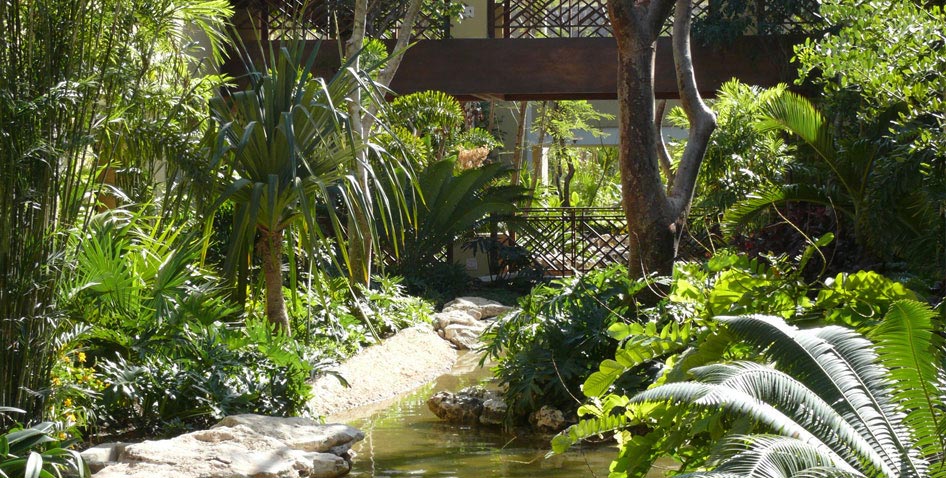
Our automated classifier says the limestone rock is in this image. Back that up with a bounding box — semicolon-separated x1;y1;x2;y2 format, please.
80;442;127;473
433;309;481;330
90;415;363;478
479;398;507;426
427;391;484;425
530;406;566;433
427;387;507;427
214;414;364;454
442;323;486;350
443;297;513;319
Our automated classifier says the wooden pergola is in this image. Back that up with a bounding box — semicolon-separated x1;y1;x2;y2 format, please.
227;0;818;100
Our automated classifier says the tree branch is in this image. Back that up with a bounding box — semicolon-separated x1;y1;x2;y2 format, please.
667;0;716;216
376;0;423;88
655;99;674;184
646;0;675;37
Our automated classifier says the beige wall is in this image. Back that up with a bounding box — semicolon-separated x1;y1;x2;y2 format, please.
450;0;489;38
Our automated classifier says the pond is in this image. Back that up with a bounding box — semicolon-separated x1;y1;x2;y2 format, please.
330;352;666;478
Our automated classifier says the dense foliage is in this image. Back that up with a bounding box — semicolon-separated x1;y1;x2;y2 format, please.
0;0;231;423
482;265;650;419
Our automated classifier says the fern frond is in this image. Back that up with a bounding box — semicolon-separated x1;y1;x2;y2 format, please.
549;414;628;455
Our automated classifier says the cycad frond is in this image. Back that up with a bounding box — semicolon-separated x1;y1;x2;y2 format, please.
721;183;852;236
690;362;890;476
719;315;924;478
711;434;857;478
756;91;835;167
871;300;946;477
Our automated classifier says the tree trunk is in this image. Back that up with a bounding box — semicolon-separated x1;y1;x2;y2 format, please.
615;35;676;277
510;100;528;187
607;0;714;278
562;158;575;207
257;229;290;334
345;0;424;287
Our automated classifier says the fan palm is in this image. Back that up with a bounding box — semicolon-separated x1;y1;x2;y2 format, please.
209;40;407;334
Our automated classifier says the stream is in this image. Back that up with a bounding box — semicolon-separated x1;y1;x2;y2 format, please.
331;352;657;478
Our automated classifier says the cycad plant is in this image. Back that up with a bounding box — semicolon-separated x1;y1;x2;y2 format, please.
209;39;411;334
554;300;945;478
723;90;943;271
378;158;528;274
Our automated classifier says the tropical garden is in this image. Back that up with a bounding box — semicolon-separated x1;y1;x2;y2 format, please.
1;0;945;476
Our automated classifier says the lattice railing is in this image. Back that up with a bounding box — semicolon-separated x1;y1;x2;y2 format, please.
234;0;450;40
496;207;629;275
487;0;821;39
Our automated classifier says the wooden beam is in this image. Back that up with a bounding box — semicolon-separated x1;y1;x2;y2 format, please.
223;36;803;100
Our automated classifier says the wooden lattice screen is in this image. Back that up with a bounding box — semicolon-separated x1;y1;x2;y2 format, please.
498;207;629;276
233;0;450;40
487;0;820;39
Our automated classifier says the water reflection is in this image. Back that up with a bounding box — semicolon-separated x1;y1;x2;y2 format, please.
337;354;617;478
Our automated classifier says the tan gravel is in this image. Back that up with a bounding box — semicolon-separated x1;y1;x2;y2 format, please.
308;324;458;418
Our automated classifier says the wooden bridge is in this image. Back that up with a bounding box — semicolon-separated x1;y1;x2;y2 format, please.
228;0;819;100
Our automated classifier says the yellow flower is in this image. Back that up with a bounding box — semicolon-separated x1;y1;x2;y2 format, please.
63;398;73;408
77;352;86;363
51;377;62;386
66;413;76;423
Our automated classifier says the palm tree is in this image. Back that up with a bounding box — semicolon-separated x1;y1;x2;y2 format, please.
209;40;406;334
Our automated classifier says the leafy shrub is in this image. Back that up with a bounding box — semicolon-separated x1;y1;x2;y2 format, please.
0;407;89;478
96;320;317;433
94;319;318;435
482;265;650;419
548;242;939;477
282;272;433;352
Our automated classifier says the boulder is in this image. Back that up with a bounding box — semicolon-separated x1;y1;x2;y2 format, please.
479;398;507;426
80;442;127;473
427;387;507;427
442;323;486;350
90;415;363;478
427;391;484;425
443;297;513;319
529;406;566;433
433;309;481;330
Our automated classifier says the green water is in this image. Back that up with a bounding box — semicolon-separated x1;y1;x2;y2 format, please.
336;353;620;478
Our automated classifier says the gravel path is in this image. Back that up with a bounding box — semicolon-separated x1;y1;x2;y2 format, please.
308;324;458;418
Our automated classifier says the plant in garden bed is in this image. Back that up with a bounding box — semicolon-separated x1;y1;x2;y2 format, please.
209;38;413;334
482;264;652;420
0;407;89;478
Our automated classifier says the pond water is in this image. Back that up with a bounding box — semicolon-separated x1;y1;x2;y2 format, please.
330;352;633;478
